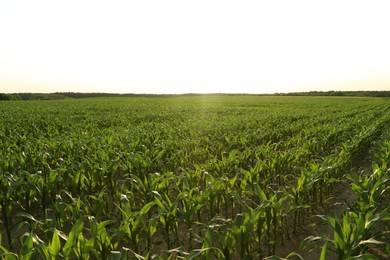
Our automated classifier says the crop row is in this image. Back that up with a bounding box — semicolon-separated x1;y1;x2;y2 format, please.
301;123;390;259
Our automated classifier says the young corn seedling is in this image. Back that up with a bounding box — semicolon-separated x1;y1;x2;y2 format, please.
0;176;15;249
253;184;288;255
88;216;116;259
326;210;390;260
62;218;85;258
154;192;186;249
349;167;389;215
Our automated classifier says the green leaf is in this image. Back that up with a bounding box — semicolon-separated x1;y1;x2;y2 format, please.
280;251;304;260
328;216;345;252
320;242;327;260
358;238;386;246
130;249;146;260
48;170;59;185
263;256;284;260
166;246;189;257
16;212;44;225
299;236;322;251
154;197;165;210
63;218;84;257
254;184;267;201
111;250;127;260
49;229;61;258
0;253;18;260
188;248;210;260
346;253;379;260
140;201;156;215
20;232;34;258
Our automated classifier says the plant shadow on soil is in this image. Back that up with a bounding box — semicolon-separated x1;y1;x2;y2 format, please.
275;168;390;260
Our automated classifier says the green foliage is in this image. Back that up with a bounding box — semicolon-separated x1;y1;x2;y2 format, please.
0;96;390;258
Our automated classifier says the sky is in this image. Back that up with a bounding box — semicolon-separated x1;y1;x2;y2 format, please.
1;1;390;94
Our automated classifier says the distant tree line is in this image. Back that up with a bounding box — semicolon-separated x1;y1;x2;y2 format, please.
1;91;390;100
0;92;166;100
274;91;390;97
0;93;22;100
56;92;174;98
58;91;390;98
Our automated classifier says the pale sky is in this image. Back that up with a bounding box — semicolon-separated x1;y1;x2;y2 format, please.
1;1;390;94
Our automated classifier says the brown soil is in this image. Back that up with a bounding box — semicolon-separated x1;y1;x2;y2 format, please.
274;181;356;259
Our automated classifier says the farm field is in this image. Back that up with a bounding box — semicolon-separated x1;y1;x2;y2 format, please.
1;95;390;259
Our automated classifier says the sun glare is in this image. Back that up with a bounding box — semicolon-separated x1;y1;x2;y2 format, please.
1;1;390;94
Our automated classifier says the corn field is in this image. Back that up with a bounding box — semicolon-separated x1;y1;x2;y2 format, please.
0;96;390;259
